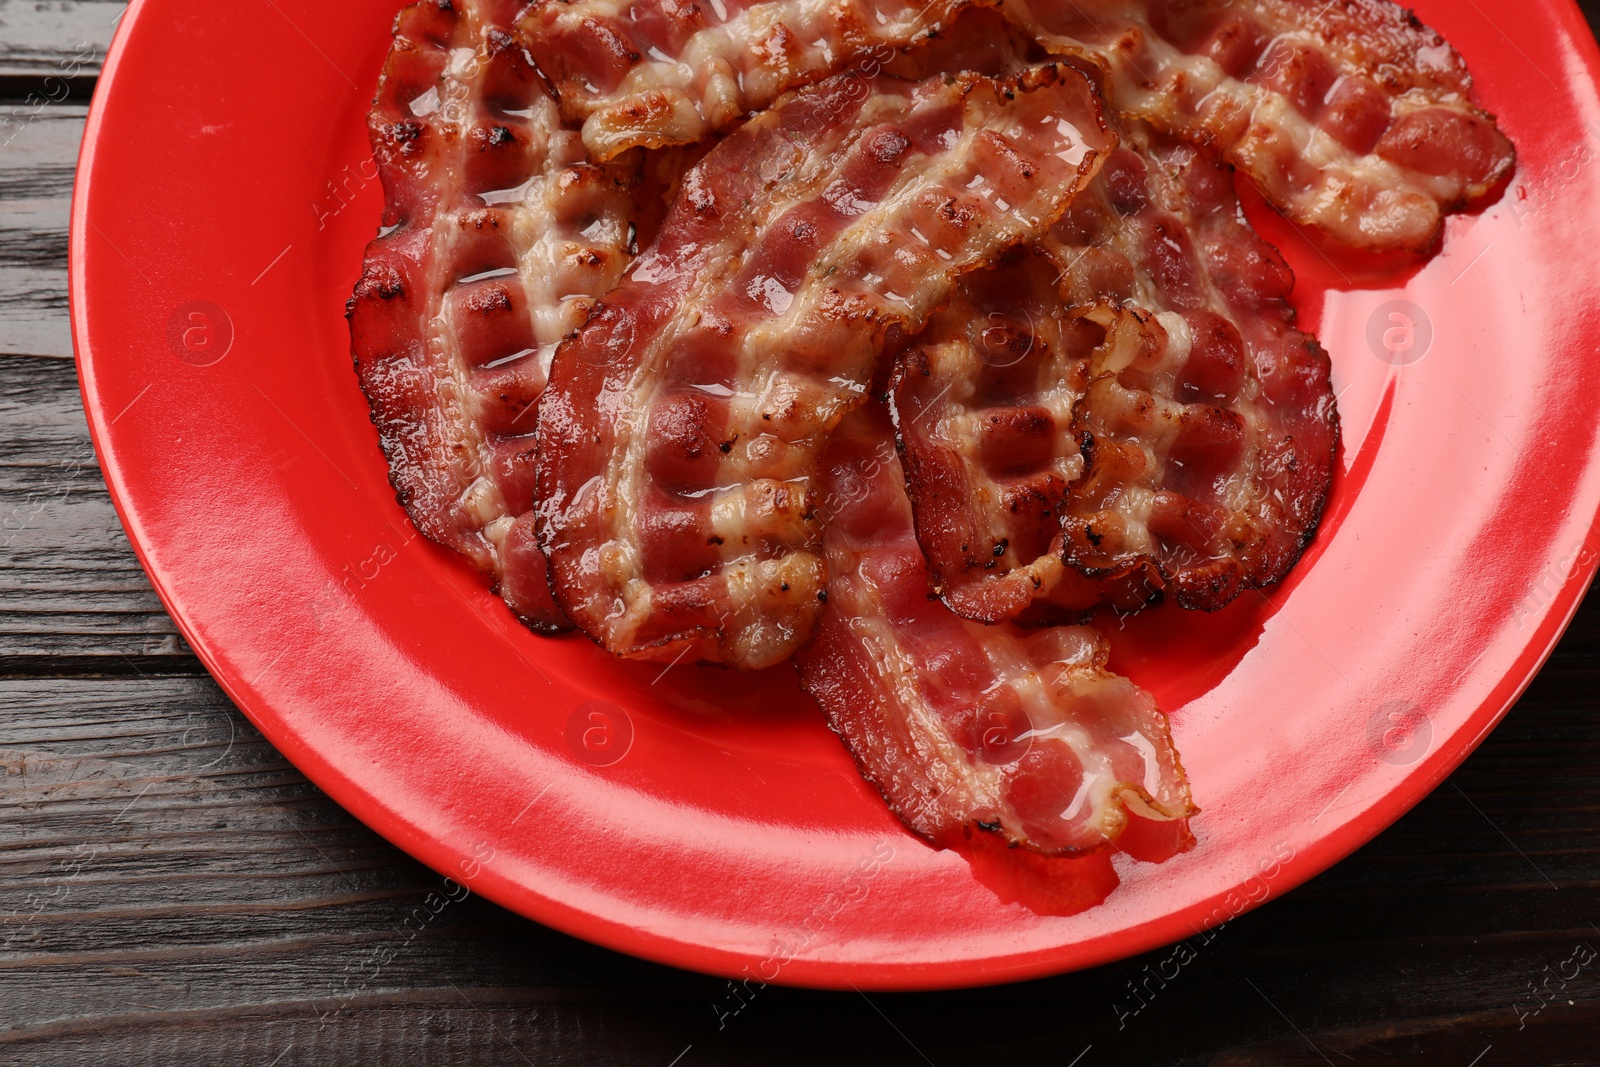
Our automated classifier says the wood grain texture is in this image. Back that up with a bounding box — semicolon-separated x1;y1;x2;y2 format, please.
0;108;81;360
0;1;116;82
0;356;193;673
3;641;1599;1066
3;2;1600;1064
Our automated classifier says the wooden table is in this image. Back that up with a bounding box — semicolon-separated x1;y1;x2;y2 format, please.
5;4;1600;1063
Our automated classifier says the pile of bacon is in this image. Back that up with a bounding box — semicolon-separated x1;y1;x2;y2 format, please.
351;0;1512;857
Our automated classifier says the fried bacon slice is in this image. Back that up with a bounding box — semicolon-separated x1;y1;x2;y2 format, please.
520;0;1514;247
889;253;1137;624
519;0;965;160
892;122;1338;621
797;404;1195;853
349;0;652;629
535;64;1114;670
996;0;1515;251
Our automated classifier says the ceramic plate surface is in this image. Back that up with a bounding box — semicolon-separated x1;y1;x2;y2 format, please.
72;0;1600;989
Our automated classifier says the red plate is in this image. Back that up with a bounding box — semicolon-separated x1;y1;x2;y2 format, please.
72;0;1600;989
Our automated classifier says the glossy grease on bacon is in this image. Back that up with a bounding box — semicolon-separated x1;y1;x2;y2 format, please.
893;123;1338;621
349;0;650;630
536;64;1113;670
889;252;1143;624
992;0;1515;251
521;0;965;159
798;406;1196;854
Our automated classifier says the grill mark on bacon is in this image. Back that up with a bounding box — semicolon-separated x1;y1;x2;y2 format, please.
994;0;1515;251
890;252;1136;625
892;122;1338;621
797;404;1195;854
535;64;1114;670
349;0;655;630
519;0;968;160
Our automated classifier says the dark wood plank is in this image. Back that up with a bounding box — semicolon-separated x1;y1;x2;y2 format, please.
0;1;120;84
0;634;1597;1065
0;106;83;361
0;3;123;361
0;355;194;673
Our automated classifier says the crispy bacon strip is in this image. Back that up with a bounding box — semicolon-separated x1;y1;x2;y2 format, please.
994;0;1515;251
349;0;650;629
894;122;1338;621
519;0;965;159
889;253;1133;624
797;404;1195;854
881;4;1034;80
536;65;1113;670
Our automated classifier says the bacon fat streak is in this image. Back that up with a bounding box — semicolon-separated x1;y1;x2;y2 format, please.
521;0;1514;251
798;405;1196;853
535;64;1113;670
892;121;1338;622
998;0;1515;251
349;0;651;630
519;0;965;159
